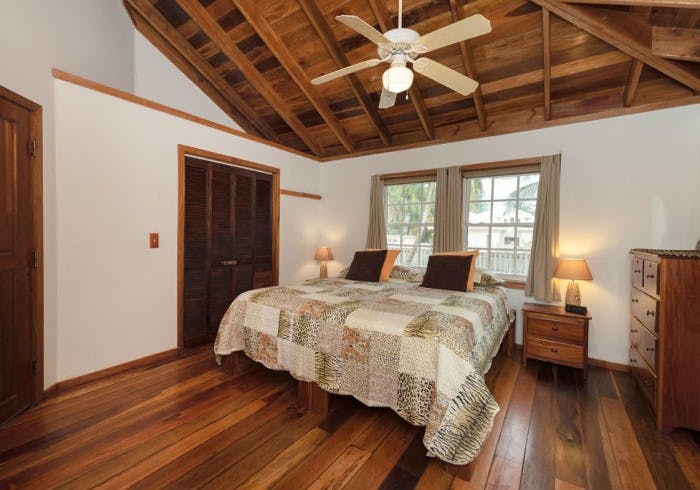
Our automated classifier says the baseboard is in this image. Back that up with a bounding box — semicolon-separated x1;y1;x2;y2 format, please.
43;347;182;400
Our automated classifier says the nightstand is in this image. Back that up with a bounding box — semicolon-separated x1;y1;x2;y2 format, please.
522;302;591;379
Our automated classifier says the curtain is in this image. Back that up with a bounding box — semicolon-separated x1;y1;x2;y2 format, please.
366;175;387;249
434;166;463;252
525;154;561;301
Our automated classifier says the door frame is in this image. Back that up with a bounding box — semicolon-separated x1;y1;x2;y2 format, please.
177;144;280;350
0;85;44;403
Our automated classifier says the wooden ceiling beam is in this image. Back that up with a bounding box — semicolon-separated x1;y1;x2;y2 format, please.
367;0;436;140
543;8;552;121
531;0;700;91
175;0;325;156
623;59;644;106
652;27;700;62
449;0;487;131
124;0;278;141
557;0;700;7
297;0;391;147
233;0;355;153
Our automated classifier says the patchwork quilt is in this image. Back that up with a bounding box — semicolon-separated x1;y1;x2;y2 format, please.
214;277;514;465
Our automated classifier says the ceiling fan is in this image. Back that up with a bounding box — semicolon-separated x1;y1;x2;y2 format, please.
311;0;492;109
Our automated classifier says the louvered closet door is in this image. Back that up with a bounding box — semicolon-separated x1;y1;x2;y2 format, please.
233;169;254;297
253;175;273;288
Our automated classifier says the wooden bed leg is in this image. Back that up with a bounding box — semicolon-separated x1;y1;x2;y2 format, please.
298;380;329;415
221;352;240;376
446;461;475;481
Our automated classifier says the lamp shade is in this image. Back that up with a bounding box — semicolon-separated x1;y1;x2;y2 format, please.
382;65;413;93
314;246;334;261
554;259;593;281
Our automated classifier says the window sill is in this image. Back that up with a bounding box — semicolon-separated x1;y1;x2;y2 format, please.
503;280;526;290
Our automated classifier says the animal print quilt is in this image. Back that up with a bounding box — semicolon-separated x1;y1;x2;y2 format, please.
214;277;514;465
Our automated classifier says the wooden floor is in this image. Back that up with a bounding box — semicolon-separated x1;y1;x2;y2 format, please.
1;348;698;489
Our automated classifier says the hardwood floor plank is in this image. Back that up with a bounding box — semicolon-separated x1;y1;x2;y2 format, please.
380;431;429;488
668;430;700;488
308;445;372;490
416;460;454;490
612;370;692;489
553;368;587;489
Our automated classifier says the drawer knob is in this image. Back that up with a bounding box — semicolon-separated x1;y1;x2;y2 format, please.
550;347;558;353
646;274;655;279
631;329;638;333
631;298;639;303
646;347;655;352
630;358;636;363
646;310;655;317
633;269;641;273
551;326;559;331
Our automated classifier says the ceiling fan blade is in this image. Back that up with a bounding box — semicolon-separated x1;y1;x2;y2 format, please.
311;58;384;85
413;58;479;96
336;15;390;46
379;88;397;109
412;14;491;54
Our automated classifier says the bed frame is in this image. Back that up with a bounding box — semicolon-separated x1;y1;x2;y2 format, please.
219;315;516;481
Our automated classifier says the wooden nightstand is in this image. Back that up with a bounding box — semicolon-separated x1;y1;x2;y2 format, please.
522;302;591;379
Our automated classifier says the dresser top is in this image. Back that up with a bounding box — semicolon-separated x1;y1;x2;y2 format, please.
522;302;592;319
630;248;700;259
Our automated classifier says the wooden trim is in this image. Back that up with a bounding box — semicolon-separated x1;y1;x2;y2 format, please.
461;157;544;173
504;280;526;290
589;356;630;373
1;85;44;404
381;169;438;181
51;69;321;163
623;59;645;108
280;189;322;200
543;8;552;121
177;145;281;349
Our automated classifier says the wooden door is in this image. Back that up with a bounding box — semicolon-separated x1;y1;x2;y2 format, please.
0;97;35;423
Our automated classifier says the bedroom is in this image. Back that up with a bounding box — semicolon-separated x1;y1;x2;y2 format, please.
0;0;699;488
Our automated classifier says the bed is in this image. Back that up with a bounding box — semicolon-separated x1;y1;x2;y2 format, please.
214;275;515;475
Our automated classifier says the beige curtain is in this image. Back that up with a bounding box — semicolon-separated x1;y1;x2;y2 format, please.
525;154;561;301
434;166;463;252
366;175;387;249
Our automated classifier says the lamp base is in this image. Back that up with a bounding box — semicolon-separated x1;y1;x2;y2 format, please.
565;280;581;306
319;262;328;279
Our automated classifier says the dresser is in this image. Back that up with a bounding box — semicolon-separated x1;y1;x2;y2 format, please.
522;303;591;378
629;249;700;432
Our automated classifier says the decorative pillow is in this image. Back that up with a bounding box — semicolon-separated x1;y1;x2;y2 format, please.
389;265;425;282
336;266;349;278
420;254;476;292
435;250;480;291
366;249;400;281
474;269;505;287
346;250;388;282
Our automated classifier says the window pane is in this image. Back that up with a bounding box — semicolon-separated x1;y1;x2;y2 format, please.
467;226;489;248
516;251;531;275
519;174;540;199
475;250;489;269
518;200;537;223
490;250;515;275
492;201;517;224
490;226;516;249
469;201;491;224
516;227;533;250
468;178;492;201
493;176;518;200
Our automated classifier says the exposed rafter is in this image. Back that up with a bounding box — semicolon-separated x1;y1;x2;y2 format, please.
557;0;700;6
449;0;488;131
297;0;392;146
652;27;700;62
124;0;277;140
542;8;552;121
174;0;325;156
623;59;645;107
531;0;700;92
367;0;436;140
233;0;355;153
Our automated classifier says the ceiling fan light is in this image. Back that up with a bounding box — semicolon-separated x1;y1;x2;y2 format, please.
382;65;413;93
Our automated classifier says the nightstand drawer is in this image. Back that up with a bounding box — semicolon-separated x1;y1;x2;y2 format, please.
630;318;657;372
631;288;658;333
527;316;585;344
526;337;584;368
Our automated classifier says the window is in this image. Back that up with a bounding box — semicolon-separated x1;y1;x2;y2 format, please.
463;171;540;278
385;180;436;267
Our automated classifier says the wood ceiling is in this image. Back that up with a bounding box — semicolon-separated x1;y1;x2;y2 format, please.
123;0;700;160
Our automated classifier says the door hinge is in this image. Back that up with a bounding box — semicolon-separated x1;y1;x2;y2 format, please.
29;139;38;158
32;360;37;376
31;250;38;269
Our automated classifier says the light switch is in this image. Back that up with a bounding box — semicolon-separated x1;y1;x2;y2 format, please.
149;233;159;248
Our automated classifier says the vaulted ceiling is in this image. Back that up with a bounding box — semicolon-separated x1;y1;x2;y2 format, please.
123;0;700;160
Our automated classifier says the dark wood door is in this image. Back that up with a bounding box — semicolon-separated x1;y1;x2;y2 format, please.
183;157;273;348
0;97;34;424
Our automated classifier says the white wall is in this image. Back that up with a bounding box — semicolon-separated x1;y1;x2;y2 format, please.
54;79;320;381
320;105;700;365
0;0;136;387
134;31;242;131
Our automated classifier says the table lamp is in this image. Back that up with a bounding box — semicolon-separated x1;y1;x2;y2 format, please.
554;258;593;307
314;246;333;278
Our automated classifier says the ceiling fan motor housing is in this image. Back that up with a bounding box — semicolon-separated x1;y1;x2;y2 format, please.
378;28;420;58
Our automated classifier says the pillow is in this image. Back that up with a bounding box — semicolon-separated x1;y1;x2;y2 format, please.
346;250;388;282
336;266;349;278
435;250;480;291
474;269;505;287
389;265;425;282
420;254;477;292
365;249;400;281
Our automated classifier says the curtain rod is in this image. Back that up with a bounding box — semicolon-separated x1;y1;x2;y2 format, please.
380;156;549;181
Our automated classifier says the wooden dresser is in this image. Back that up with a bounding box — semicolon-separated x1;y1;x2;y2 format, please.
629;249;700;432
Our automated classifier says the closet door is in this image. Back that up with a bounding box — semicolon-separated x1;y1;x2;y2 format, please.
232;169;254;297
254;174;273;288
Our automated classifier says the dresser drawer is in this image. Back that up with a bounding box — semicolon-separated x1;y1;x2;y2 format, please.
527;316;585;345
631;288;658;333
527;337;584;368
630;318;657;372
630;346;657;409
631;256;644;290
643;260;659;296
